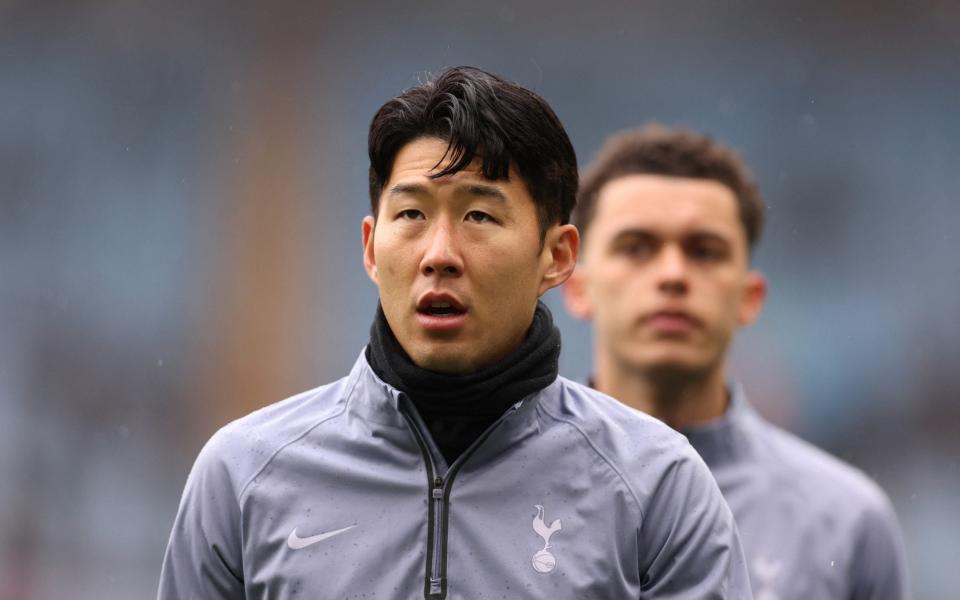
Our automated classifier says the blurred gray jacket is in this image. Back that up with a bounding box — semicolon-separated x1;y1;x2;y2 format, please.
159;352;752;599
685;385;908;600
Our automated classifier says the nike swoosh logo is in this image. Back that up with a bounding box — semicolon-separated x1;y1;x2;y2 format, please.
287;525;356;550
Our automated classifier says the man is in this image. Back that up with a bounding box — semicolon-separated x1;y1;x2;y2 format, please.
159;69;752;598
564;124;909;599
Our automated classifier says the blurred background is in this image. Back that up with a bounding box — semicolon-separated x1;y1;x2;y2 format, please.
2;1;958;598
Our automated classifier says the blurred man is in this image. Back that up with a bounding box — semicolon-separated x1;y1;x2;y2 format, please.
158;69;752;598
564;124;909;599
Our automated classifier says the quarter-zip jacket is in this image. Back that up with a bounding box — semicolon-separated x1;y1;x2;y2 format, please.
159;352;752;599
684;385;908;600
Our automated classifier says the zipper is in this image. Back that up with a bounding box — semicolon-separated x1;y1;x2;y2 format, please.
429;477;444;595
400;397;524;599
399;406;445;599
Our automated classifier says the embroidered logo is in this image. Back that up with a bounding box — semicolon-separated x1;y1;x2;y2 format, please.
752;556;782;600
531;504;562;574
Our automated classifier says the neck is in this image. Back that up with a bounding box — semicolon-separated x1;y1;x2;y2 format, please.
367;300;561;413
593;349;728;431
367;300;561;464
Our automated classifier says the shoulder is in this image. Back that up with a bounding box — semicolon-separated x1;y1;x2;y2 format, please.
756;418;895;516
539;378;709;505
752;419;907;591
744;414;904;563
541;380;745;591
193;375;353;499
543;377;692;453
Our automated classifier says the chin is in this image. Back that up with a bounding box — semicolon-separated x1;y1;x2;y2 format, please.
411;349;474;375
410;337;513;375
638;354;711;380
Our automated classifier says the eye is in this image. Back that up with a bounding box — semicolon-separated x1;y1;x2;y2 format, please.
687;239;727;262
396;208;425;221
465;210;496;224
615;238;654;259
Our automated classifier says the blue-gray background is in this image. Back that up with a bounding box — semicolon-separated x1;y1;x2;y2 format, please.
2;2;957;598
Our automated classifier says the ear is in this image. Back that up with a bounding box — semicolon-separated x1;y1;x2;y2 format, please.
561;264;593;320
361;215;379;285
538;224;580;296
737;270;767;327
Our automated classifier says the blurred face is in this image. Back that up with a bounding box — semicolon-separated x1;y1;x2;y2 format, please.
363;137;577;374
564;174;765;378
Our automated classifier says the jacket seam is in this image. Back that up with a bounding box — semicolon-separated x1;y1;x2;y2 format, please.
236;372;361;502
536;399;646;523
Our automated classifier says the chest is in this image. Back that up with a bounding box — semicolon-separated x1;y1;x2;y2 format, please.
238;437;642;599
717;471;857;600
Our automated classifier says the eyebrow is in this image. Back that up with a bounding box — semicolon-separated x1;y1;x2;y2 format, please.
458;183;508;202
386;182;430;198
610;228;655;243
386;181;508;202
610;227;732;244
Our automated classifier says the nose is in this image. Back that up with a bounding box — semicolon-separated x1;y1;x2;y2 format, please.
419;222;463;277
656;245;688;295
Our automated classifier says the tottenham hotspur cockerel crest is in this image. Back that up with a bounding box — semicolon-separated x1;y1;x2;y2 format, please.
531;504;562;573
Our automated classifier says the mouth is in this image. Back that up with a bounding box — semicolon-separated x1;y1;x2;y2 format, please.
415;293;468;331
417;293;466;316
642;309;702;334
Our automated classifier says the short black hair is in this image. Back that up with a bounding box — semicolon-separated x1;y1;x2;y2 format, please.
576;124;765;252
368;66;577;240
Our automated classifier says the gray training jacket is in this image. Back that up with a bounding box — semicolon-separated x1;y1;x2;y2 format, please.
685;385;909;600
159;352;753;599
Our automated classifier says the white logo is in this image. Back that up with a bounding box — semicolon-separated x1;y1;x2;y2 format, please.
287;525;356;550
530;504;562;574
752;556;782;600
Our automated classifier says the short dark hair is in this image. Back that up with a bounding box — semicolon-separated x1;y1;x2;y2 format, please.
368;66;578;240
576;124;765;251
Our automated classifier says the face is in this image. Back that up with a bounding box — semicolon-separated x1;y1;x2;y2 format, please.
564;174;765;378
363;137;578;374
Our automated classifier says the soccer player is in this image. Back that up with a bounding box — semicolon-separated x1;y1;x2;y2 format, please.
158;69;752;598
563;124;909;599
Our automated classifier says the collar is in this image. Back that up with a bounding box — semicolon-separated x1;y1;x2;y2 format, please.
342;349;405;422
681;383;757;469
343;350;547;458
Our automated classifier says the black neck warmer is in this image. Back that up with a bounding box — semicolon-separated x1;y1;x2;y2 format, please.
365;300;561;464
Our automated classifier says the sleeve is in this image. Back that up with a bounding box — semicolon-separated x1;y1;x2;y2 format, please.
637;442;753;599
848;493;910;600
157;429;246;600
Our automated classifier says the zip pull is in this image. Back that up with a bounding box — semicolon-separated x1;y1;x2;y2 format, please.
432;477;444;499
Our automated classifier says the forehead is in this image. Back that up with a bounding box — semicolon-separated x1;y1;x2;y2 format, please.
589;174;743;241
